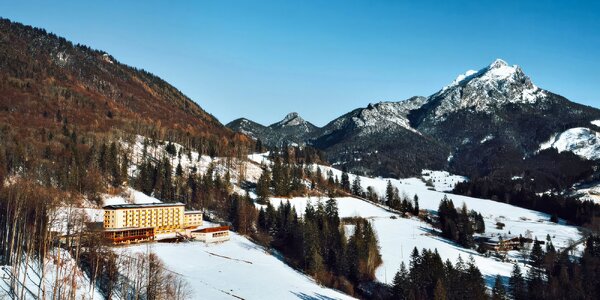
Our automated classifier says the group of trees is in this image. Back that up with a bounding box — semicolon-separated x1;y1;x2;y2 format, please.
437;196;485;248
256;198;382;295
385;180;420;216
453;177;600;230
506;235;600;300
390;248;487;300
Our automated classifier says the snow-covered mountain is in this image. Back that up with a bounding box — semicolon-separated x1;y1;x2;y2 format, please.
228;59;600;186
423;59;547;122
409;59;600;181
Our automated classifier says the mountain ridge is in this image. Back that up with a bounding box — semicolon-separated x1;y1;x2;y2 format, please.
228;59;600;185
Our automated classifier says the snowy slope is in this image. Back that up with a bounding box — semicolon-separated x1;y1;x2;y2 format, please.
539;127;600;160
269;195;582;287
119;230;354;300
1;249;102;300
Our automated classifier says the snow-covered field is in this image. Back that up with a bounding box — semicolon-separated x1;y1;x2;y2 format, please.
420;170;468;192
119;228;354;300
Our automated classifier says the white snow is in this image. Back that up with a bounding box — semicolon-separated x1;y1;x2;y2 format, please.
119;229;354;300
103;187;162;206
538;127;600;160
421;170;468;192
591;120;600;127
480;134;494;144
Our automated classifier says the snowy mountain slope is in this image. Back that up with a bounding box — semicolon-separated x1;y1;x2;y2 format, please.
119;227;355;300
317;97;427;137
122;135;264;194
310;97;449;177
539;127;600;160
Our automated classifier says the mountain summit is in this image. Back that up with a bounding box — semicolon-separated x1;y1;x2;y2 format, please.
271;112;312;129
425;59;547;122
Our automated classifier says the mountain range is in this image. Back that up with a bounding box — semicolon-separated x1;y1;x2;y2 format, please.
228;59;600;187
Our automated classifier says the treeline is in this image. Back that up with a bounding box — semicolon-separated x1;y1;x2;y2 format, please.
453;177;600;230
506;235;600;300
254;198;382;296
264;144;327;165
437;196;485;248
390;248;487;300
255;156;351;202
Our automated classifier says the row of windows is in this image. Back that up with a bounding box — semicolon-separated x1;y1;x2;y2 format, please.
212;232;229;238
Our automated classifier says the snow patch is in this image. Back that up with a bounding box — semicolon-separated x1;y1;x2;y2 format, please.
480;134;494;144
538;127;600;160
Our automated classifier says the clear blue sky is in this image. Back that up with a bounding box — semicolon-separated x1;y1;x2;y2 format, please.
1;0;599;126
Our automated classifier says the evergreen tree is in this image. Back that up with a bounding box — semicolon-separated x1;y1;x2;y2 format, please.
256;168;271;204
175;161;183;177
433;279;447;300
509;264;527;300
351;175;362;196
392;262;410;299
341;168;350;191
492;275;508;300
413;194;419;215
386;180;394;205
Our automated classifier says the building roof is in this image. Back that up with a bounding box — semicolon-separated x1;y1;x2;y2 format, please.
103;202;185;210
184;210;203;214
192;226;229;233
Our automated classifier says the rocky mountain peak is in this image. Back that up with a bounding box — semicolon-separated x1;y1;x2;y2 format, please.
489;58;508;69
274;112;306;127
427;59;547;121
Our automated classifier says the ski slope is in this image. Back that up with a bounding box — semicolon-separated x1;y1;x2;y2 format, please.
119;230;355;300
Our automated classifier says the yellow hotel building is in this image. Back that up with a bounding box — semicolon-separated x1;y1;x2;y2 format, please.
103;203;202;234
